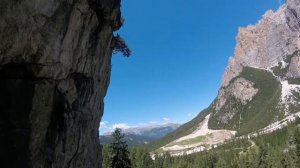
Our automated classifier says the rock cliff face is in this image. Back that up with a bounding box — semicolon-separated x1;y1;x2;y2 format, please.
0;0;123;167
211;0;300;133
222;0;300;87
216;78;258;111
218;0;300;110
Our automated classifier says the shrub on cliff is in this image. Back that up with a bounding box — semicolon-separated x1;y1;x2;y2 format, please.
113;34;131;57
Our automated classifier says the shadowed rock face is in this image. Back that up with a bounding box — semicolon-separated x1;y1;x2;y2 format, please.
0;0;122;167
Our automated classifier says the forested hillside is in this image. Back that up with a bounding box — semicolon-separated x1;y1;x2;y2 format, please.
103;117;300;168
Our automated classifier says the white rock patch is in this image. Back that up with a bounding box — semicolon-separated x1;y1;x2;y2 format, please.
161;114;236;156
281;80;300;114
281;60;288;69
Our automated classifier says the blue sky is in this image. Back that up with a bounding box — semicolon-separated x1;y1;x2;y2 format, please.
100;0;282;134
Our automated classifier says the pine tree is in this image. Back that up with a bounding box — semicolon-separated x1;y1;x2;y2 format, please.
206;153;217;168
257;144;268;167
215;158;227;168
153;153;164;168
163;152;173;168
294;128;300;166
110;128;132;168
129;148;137;168
139;148;154;168
130;147;153;168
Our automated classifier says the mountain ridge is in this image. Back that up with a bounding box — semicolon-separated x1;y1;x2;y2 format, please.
148;0;300;155
101;123;180;147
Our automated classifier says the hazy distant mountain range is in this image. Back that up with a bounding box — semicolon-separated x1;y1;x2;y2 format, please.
100;123;180;147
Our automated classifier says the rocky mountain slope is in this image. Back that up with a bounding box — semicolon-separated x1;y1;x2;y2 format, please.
210;0;300;134
0;0;124;167
101;123;180;147
149;0;300;155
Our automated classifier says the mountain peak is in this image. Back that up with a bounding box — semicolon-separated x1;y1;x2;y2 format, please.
150;0;300;155
222;2;300;87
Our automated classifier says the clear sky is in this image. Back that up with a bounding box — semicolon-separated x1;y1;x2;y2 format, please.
100;0;282;134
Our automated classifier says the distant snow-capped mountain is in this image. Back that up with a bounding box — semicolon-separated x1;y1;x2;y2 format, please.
100;123;180;147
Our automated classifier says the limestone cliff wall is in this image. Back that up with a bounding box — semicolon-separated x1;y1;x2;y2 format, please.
213;0;300;116
0;0;122;167
222;0;300;87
